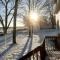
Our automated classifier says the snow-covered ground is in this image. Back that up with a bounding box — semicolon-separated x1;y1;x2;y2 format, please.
0;28;59;60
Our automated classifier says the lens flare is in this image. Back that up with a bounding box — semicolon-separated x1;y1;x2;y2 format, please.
29;12;38;22
29;11;39;26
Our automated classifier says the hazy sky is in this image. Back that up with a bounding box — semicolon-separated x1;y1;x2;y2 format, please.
0;0;51;27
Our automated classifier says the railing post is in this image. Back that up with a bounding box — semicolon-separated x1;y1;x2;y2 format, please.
40;40;46;60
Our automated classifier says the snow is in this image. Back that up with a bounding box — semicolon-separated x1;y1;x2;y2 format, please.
0;28;59;60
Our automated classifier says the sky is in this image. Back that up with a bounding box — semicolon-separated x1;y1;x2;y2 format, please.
0;0;45;27
0;0;54;27
0;0;25;27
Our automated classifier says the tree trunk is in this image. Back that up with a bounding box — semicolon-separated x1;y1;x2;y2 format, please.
13;0;18;44
29;25;33;38
29;26;31;37
51;15;56;29
5;1;8;34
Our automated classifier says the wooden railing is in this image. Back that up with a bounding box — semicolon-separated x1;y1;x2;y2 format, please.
45;36;57;50
18;40;46;60
45;35;60;50
18;36;58;60
45;36;60;60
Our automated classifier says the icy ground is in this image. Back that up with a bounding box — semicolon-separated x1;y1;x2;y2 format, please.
0;29;59;60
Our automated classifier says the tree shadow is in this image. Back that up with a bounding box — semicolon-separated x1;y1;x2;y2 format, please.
0;29;27;47
0;43;15;57
0;36;12;47
18;37;32;58
0;32;13;46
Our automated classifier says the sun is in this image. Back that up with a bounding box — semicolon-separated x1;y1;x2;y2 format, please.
29;12;38;22
29;11;39;26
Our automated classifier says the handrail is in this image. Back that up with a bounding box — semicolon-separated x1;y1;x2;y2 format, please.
18;40;45;60
45;36;57;38
45;35;60;50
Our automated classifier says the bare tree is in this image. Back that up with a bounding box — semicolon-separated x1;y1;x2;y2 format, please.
23;0;42;37
18;0;32;37
0;0;14;34
13;0;19;44
40;0;56;28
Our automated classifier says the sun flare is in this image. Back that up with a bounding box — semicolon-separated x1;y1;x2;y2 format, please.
29;12;38;22
29;11;39;26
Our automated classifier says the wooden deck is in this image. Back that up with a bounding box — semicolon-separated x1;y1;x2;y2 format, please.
18;35;60;60
18;40;45;60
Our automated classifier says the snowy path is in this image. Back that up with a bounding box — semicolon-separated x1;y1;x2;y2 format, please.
0;29;58;60
0;31;42;60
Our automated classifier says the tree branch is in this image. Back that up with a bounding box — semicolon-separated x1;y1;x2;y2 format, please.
7;0;10;4
7;16;13;29
0;15;4;27
0;0;5;6
7;6;15;16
